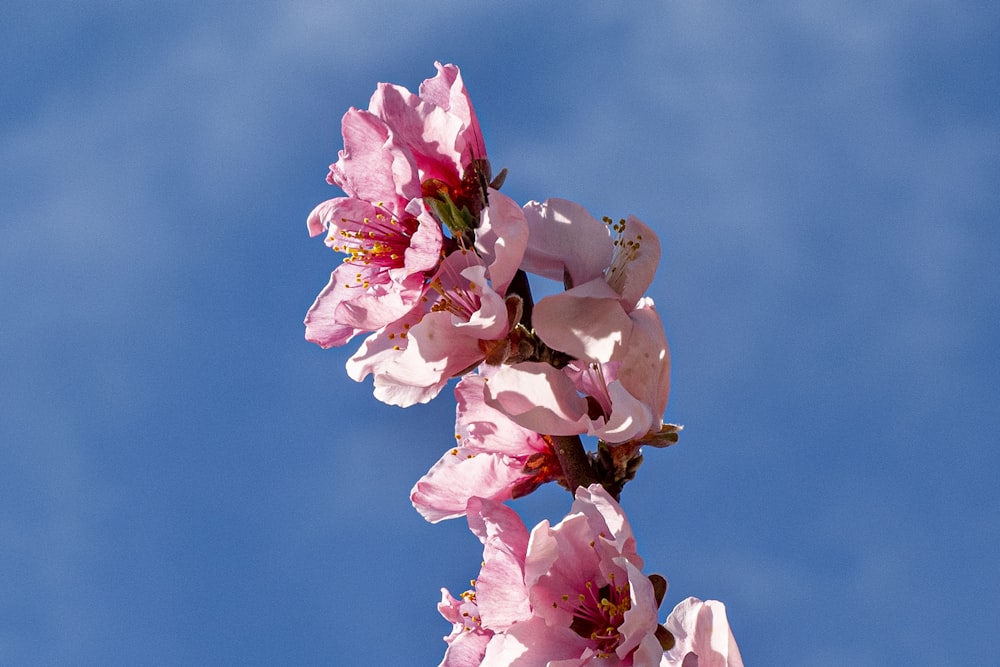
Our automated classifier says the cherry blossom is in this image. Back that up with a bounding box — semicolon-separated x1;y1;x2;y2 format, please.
661;598;744;667
411;375;562;523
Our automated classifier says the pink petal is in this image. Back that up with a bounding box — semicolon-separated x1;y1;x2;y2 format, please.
419;62;486;160
481;616;585;667
344;308;421;383
466;498;532;630
484;363;590;436
330;108;419;203
589;380;655;444
663;598;745;667
606;214;661;308
614;558;659;658
520;198;613;288
369;81;465;186
532;279;632;362
439;631;491;667
617;298;670;428
456;376;549;458
401;199;446;274
571;484;637;560
475;189;529;295
303;274;360;348
411;450;524;523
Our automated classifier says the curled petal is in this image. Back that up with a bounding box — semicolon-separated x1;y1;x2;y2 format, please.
329;108;419;203
419;61;486;160
663;598;745;667
465;498;532;631
607;214;661;308
520;198;613;287
369;82;467;187
618;298;670;430
303;274;361;348
532;279;631;362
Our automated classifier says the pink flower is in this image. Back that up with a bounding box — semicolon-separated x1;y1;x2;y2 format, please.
485;297;670;445
479;485;664;666
411;375;562;523
306;62;496;350
527;204;660;361
661;598;744;667
484;201;670;445
438;498;532;667
331;62;492;233
438;589;492;667
304;196;443;348
346;190;528;406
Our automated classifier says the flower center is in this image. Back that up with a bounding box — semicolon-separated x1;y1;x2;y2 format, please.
566;361;621;422
328;204;419;288
560;572;632;658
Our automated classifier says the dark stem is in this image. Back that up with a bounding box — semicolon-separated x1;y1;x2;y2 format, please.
506;269;534;329
551;434;597;493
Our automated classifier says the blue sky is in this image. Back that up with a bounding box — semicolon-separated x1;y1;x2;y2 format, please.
2;1;998;664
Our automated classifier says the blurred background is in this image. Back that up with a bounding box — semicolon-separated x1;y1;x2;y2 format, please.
2;1;998;664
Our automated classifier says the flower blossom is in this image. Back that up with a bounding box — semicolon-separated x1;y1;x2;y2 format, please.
438;498;532;667
476;484;665;666
411;375;562;523
346;190;527;407
304;196;443;348
332;61;494;233
485;199;670;444
661;598;744;667
305;62;496;350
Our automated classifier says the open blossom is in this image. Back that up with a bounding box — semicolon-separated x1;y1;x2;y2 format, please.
331;61;493;233
306;62;494;351
661;598;744;667
485;199;670;444
438;498;532;667
411;375;562;523
478;485;665;666
304;196;443;348
346;190;528;407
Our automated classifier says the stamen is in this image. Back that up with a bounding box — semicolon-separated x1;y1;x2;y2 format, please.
327;203;420;289
556;572;633;658
603;216;642;296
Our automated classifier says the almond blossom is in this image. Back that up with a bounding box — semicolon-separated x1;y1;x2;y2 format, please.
305;62;497;351
478;485;666;666
304;196;443;347
330;61;495;236
302;63;745;667
411;375;562;523
346;190;527;406
438;498;532;667
484;201;670;444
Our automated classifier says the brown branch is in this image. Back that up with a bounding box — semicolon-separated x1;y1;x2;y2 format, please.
550;434;597;493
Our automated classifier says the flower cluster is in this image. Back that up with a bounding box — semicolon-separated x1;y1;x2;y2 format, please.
304;63;743;666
